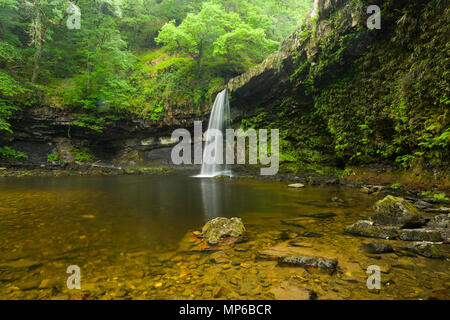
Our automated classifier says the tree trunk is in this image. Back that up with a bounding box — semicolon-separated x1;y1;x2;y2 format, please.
31;12;47;84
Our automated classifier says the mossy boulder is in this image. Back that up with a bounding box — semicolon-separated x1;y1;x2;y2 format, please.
344;220;399;240
198;217;246;245
397;229;443;242
406;242;444;259
371;195;426;228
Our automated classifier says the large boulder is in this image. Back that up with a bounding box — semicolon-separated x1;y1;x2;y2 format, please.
198;217;246;245
344;220;399;240
371;195;426;228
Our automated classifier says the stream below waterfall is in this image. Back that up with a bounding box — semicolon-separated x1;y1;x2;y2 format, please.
0;174;449;299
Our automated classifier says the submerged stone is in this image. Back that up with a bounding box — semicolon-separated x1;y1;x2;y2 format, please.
198;217;246;245
300;232;324;238
361;242;394;254
397;229;443;242
280;219;306;229
406;242;444;259
277;230;299;240
278;256;337;273
331;197;344;203
344;220;399;240
288;183;305;188
297;212;337;219
371;195;426;228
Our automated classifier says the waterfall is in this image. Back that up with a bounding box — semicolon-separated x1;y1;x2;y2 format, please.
197;89;232;178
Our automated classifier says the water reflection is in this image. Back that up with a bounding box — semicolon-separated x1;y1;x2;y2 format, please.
199;178;232;221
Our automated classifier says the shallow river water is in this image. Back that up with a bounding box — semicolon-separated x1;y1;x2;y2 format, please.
0;174;449;299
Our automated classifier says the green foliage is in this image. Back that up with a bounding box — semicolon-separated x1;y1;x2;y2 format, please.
72;148;95;163
390;183;402;190
0;146;27;160
0;0;313;130
47;153;60;163
294;1;450;167
419;191;449;201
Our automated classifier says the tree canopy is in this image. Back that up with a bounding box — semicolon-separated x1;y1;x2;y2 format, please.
0;0;314;132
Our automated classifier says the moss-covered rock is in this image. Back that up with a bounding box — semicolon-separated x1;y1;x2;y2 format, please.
198;217;246;245
397;229;443;242
371;195;426;228
406;242;444;259
344;220;398;240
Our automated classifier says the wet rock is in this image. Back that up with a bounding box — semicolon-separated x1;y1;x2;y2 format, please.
278;230;299;240
427;214;450;229
19;279;41;290
38;279;57;289
361;242;394;254
278;256;338;273
270;281;316;300
300;232;323;238
331;197;344;203
198;217;246;245
360;186;371;194
414;200;433;210
280;219;306;229
297;212;337;219
288;183;305;188
0;259;42;269
287;240;314;248
406;242;444;259
371;195;426;228
344;220;399;240
114;288;129;298
398;229;443;242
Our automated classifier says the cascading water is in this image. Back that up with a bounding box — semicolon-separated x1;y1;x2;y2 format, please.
197;89;232;178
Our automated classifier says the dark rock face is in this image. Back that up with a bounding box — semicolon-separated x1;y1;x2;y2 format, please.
406;242;444;259
344;220;399;240
278;256;338;273
371;195;426;228
1;106;208;165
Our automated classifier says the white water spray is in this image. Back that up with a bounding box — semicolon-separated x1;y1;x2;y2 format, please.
197;89;232;178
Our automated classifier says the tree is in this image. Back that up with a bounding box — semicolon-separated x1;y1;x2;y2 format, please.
21;0;68;83
155;1;277;75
